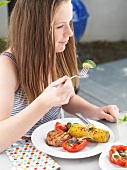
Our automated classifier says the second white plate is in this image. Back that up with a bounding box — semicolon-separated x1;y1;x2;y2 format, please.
99;141;127;170
31;118;114;159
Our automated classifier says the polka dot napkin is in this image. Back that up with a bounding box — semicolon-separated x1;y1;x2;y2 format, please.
5;143;61;170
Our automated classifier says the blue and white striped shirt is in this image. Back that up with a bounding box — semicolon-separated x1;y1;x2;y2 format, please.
0;52;62;137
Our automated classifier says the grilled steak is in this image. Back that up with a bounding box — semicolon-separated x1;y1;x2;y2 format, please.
46;130;71;147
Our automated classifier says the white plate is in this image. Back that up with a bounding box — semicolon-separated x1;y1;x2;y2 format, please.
31;118;114;159
99;141;127;170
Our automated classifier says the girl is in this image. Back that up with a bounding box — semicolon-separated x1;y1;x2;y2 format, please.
0;0;119;152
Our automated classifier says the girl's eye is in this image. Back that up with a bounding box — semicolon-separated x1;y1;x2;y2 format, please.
56;25;64;29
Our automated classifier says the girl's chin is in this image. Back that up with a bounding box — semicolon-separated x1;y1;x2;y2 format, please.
56;45;66;53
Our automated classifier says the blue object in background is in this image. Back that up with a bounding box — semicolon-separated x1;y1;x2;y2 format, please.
72;0;89;42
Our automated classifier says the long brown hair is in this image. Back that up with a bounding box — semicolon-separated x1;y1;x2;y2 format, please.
8;0;79;104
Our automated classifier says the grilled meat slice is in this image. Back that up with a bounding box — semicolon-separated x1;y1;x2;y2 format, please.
46;130;71;147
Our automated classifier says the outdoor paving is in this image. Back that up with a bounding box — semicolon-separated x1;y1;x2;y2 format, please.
65;58;127;118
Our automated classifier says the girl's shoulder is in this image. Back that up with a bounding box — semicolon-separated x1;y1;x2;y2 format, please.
0;51;19;91
0;51;16;65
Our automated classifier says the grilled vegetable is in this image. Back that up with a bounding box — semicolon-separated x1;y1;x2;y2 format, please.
62;137;88;152
109;145;127;167
55;122;68;132
68;123;110;143
67;122;72;129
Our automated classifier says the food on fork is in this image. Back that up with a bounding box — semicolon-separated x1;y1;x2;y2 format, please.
70;60;96;80
46;130;71;147
68;123;110;143
82;59;96;68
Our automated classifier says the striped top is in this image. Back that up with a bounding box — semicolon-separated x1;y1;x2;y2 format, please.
0;52;62;137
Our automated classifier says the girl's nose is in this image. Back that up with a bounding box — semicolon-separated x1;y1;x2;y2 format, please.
64;25;73;37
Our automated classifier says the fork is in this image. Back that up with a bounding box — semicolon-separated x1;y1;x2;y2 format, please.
53;66;89;87
75;113;95;130
70;66;89;80
75;113;91;125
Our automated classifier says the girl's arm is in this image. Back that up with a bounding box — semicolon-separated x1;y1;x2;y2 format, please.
0;56;73;152
0;56;52;152
62;94;119;122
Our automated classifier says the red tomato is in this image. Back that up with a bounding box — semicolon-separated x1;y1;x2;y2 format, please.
62;138;88;152
55;122;68;132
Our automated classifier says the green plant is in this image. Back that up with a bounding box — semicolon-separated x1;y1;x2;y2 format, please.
0;39;7;53
0;0;10;7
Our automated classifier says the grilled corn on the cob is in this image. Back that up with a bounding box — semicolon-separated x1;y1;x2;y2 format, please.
68;123;110;143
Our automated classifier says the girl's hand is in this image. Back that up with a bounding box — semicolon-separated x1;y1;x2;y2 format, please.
96;105;119;122
40;76;75;107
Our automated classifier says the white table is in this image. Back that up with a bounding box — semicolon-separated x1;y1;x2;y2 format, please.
0;120;119;170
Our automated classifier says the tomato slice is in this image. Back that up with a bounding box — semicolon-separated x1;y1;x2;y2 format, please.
62;138;88;152
55;122;68;132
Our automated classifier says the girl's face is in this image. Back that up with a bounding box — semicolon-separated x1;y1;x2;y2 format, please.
54;1;73;53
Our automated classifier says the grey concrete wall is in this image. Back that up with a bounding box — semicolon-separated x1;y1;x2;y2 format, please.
81;0;127;42
0;5;8;38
